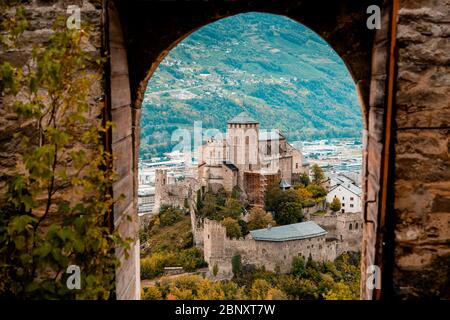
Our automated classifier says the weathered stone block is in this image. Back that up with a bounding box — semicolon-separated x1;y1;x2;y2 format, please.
112;135;133;180
112;105;132;143
113;173;133;216
110;74;131;109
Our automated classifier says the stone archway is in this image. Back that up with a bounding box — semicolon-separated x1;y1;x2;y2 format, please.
106;0;395;300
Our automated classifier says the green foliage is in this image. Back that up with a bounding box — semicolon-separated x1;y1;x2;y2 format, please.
247;207;275;231
291;256;307;277
238;219;249;236
140;247;206;279
141;253;176;279
231;186;242;199
158;205;184;227
180;247;207;272
298;173;310;187
141;252;361;300
250;279;271;300
264;186;304;225
221;217;242;239
311;164;325;185
141;214;192;255
195;189;203;212
0;9;128;299
140;213;206;279
231;254;243;278
330;197;342;212
264;186;301;212
199;193;218;218
274;202;303;225
212;263;219;277
222;198;243;220
142;286;163;300
323;281;354;300
306;184;327;199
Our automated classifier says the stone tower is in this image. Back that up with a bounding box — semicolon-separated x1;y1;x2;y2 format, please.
227;111;260;188
153;169;167;213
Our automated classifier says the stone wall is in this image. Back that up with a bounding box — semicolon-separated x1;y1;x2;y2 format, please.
310;212;363;255
203;219;337;278
391;0;450;299
153;170;198;214
0;0;140;300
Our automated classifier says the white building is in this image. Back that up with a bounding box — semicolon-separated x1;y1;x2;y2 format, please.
326;177;362;213
138;186;155;216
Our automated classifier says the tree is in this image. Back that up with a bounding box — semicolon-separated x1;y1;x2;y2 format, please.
311;164;325;185
274;202;303;225
264;186;302;213
247;207;275;231
323;281;355;300
142;286;163;300
306;184;327;199
330;197;342;212
231;186;242;199
266;287;288;300
200;193;217;218
221;217;242;239
222;198;242;220
238;219;249;236
291;256;307;277
212;263;219;277
299;172;310;186
296;187;314;202
250;279;271;300
159;205;183;226
231;254;243;278
195;189;203;212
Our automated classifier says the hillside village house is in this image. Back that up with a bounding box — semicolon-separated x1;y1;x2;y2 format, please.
198;112;309;204
326;174;362;213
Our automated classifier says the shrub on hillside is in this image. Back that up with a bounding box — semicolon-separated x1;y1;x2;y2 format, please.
159;205;184;226
221;217;242;239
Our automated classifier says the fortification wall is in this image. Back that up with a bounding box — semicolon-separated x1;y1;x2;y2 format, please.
154;173;198;213
203;219;336;277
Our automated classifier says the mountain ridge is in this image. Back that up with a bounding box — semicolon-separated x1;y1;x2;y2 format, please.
140;12;362;158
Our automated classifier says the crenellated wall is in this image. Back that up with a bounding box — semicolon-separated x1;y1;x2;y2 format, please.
203;219;338;278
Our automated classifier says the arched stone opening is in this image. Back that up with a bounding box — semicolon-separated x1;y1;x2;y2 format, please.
106;0;394;300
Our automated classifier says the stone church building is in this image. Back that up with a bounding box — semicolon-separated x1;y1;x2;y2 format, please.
198;112;309;204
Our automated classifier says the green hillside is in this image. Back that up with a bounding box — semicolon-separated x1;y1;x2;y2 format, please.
140;12;362;158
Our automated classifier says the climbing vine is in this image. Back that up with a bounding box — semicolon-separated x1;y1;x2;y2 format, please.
0;3;129;299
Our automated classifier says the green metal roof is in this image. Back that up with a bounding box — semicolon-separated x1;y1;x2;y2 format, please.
250;221;327;242
227;111;259;124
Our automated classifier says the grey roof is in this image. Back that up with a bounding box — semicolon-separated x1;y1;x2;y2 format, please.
250;221;327;242
279;179;291;189
258;131;284;141
223;161;238;172
329;179;362;197
228;112;259;124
